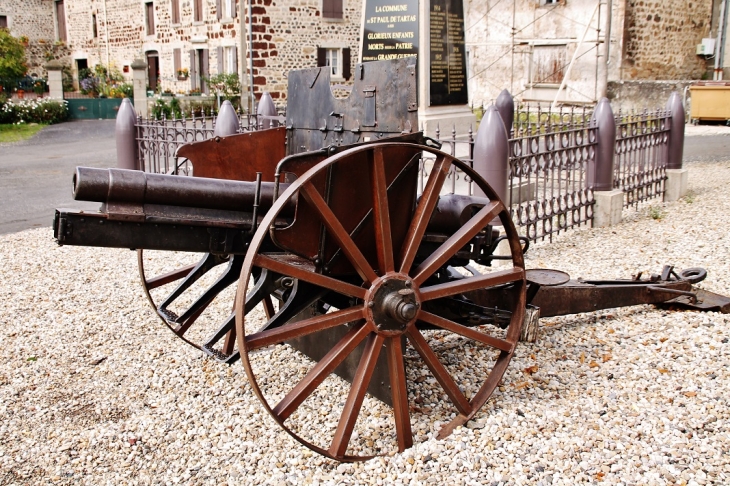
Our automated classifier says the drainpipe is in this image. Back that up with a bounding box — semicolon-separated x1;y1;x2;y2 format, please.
597;0;612;99
248;0;255;112
239;0;247;111
103;0;110;68
715;0;729;80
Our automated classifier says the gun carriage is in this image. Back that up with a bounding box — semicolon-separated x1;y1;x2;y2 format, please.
53;58;729;462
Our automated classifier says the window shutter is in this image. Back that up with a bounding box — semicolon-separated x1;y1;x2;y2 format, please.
201;49;210;93
194;0;202;21
231;0;237;18
216;0;221;20
342;48;351;80
317;47;326;67
56;1;67;41
0;16;7;29
232;46;238;73
190;50;197;90
173;48;181;73
171;0;179;23
217;46;224;73
146;3;155;35
334;0;343;19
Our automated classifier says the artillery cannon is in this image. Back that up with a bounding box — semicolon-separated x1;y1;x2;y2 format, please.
53;58;729;461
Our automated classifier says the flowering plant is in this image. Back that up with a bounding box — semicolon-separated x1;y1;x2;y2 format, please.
0;98;69;124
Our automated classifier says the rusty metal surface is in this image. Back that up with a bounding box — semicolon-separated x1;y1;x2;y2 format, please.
176;127;287;180
235;141;526;461
285;57;418;154
464;265;717;320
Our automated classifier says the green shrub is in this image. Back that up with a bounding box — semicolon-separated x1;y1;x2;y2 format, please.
150;98;172;120
0;30;28;80
0;98;69;124
169;97;183;118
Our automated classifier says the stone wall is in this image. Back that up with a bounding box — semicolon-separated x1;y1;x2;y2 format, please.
0;0;67;78
621;0;713;79
3;0;363;102
607;80;692;112
465;0;714;107
247;0;362;102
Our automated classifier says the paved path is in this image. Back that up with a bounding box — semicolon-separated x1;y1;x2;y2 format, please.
0;121;116;235
0;120;727;235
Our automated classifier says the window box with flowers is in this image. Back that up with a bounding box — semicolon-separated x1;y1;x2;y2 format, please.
188;88;201;96
177;68;189;80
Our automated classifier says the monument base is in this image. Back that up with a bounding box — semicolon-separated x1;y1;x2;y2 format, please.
418;105;477;139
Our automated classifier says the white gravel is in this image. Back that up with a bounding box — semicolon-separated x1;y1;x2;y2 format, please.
1;160;729;485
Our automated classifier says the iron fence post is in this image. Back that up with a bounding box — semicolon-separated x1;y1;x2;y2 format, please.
257;92;278;129
589;97;616;191
495;89;514;138
44;60;64;99
213;100;240;137
666;91;685;170
473;105;509;204
131;59;148;118
664;91;689;201
116;98;139;171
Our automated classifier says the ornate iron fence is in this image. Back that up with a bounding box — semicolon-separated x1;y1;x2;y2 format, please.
507;120;596;242
132;101;677;243
135;112;276;175
613;109;670;208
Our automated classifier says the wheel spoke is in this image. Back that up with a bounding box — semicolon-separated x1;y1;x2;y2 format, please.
246;307;365;351
386;337;412;451
254;254;367;300
175;256;243;324
420;267;524;301
412;201;502;285
417;310;514;352
406;327;471;415
329;333;385;457
398;155;452;274
272;323;371;421
301;181;378;284
144;263;197;290
371;147;394;274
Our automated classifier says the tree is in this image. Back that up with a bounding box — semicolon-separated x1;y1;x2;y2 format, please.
0;30;28;80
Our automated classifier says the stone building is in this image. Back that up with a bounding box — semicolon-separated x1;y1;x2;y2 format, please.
464;0;720;108
0;0;362;104
2;0;727;111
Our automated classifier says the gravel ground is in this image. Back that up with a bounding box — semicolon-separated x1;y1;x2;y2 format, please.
1;159;729;485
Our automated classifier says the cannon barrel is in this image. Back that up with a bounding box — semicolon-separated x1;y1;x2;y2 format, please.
73;167;287;213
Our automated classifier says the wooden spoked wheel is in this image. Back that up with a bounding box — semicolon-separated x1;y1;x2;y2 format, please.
138;250;275;361
235;142;526;461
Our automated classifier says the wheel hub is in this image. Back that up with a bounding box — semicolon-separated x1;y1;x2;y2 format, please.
366;276;420;334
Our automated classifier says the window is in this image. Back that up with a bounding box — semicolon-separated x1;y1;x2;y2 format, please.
92;13;97;38
194;0;203;22
225;46;237;73
317;47;351;80
0;16;7;29
530;45;566;85
145;2;155;35
216;46;238;74
539;0;563;5
322;0;342;19
55;0;67;41
217;0;236;19
171;0;180;24
189;48;210;93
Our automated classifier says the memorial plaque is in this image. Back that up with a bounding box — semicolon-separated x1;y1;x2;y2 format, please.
429;0;468;105
361;0;419;63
